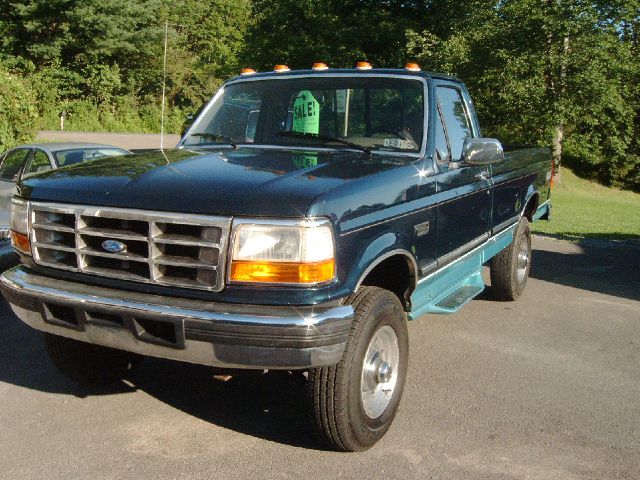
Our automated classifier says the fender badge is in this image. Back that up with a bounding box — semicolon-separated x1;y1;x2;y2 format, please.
414;221;430;237
102;239;127;253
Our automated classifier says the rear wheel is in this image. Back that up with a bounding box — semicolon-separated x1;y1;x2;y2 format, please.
308;286;408;451
45;333;142;386
490;217;532;300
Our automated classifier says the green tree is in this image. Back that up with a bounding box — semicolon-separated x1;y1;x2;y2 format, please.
407;0;640;189
1;0;163;67
0;65;38;150
159;0;253;109
246;0;425;70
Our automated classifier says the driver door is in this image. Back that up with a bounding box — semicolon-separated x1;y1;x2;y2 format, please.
434;82;492;265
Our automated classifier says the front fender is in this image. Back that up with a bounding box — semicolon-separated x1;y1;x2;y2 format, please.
336;229;418;297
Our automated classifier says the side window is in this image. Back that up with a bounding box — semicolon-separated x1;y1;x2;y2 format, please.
56;150;86;166
434;107;450;163
0;149;30;180
23;150;52;177
436;86;473;161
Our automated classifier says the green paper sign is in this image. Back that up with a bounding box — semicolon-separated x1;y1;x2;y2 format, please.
293;90;320;134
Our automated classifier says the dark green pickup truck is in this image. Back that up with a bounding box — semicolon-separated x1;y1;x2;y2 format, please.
1;65;551;451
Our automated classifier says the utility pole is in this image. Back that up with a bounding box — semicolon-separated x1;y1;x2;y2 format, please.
160;20;168;150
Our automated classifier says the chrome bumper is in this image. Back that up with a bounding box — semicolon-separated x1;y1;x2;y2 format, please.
0;266;353;369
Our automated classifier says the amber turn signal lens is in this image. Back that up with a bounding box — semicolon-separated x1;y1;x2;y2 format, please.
230;259;334;284
10;230;30;254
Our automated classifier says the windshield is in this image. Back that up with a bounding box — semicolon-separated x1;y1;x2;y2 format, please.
182;76;425;154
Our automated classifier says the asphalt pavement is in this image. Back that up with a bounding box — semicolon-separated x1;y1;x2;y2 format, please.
0;236;638;479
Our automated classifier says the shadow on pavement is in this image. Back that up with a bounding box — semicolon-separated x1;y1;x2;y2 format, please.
476;240;640;303
0;301;135;397
529;242;640;302
128;359;318;449
0;300;320;449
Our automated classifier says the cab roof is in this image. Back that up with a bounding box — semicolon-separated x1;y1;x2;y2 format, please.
228;67;462;84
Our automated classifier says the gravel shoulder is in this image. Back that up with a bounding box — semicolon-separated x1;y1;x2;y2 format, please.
36;131;182;150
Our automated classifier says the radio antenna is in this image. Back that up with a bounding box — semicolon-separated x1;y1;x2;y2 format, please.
160;20;168;150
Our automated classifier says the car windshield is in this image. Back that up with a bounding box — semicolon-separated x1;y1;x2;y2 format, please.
182;76;425;154
54;148;128;166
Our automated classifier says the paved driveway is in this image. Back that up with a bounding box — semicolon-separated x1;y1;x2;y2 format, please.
0;236;638;479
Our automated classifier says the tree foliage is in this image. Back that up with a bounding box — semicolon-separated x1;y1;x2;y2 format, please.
0;0;638;190
0;66;38;150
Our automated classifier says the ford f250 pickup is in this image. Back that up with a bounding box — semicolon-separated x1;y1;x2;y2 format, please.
1;64;551;451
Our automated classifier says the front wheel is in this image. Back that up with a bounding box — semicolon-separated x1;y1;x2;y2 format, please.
308;286;409;451
490;217;532;300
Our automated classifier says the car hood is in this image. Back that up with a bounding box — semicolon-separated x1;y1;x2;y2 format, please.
18;148;404;217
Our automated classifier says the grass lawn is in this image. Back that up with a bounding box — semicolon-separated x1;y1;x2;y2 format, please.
532;167;640;241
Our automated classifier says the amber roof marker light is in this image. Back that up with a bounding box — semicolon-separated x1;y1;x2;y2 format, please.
274;64;291;73
356;61;372;70
312;62;329;71
405;62;421;72
240;68;256;75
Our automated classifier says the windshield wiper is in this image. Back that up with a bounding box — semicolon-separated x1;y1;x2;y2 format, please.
188;133;237;149
276;131;372;155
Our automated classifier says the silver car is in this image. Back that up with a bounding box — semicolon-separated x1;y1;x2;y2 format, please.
0;142;130;269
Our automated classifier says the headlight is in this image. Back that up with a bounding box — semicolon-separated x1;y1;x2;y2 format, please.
10;198;30;253
229;220;335;284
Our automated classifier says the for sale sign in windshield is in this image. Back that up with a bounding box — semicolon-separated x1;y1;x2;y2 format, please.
293;90;320;134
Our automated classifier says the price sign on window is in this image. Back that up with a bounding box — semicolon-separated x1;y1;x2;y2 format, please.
292;90;319;134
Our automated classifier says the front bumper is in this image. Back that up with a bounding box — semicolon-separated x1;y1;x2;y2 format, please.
0;266;353;369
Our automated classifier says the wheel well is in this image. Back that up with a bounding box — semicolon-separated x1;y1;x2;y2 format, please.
359;254;415;312
523;193;539;221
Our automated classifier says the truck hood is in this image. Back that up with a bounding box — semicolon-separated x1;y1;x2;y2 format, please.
18;148;402;217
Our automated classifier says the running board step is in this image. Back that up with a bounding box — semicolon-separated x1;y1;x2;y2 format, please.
408;226;516;319
409;269;486;318
435;284;485;311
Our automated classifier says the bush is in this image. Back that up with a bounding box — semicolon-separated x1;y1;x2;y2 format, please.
37;96;185;135
0;66;38;151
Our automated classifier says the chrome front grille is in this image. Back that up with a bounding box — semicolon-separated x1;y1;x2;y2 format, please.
29;202;231;291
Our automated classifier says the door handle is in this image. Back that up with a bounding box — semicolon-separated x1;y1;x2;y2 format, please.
475;170;490;181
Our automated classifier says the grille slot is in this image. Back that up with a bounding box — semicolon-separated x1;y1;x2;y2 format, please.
33;210;75;230
80;215;149;238
37;247;79;268
33;229;75;249
83;255;151;281
30;203;231;291
155;222;221;245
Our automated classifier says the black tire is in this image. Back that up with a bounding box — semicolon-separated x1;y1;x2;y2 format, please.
490;217;532;301
45;333;142;386
308;286;409;451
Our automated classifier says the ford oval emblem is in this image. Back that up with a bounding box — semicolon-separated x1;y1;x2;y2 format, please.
102;239;127;253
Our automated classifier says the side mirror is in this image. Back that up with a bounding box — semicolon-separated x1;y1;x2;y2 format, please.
181;114;196;137
462;138;504;165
